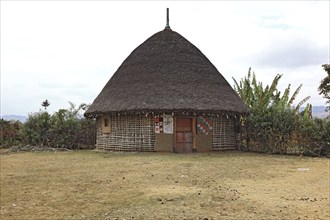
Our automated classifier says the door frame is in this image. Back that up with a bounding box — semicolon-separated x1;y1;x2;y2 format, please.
173;116;196;153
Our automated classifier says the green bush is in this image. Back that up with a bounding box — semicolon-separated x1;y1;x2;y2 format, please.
21;102;95;149
297;117;330;156
0;119;23;147
23;112;51;146
235;68;329;156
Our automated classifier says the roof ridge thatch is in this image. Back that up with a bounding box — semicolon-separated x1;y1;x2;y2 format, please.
85;29;249;117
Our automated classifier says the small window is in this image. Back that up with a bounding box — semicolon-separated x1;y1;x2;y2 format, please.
102;116;111;134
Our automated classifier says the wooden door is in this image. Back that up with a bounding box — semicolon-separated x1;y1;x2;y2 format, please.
175;117;192;153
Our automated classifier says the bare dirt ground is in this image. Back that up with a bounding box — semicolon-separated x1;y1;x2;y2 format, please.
0;150;329;219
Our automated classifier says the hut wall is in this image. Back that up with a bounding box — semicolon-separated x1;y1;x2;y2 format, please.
154;134;173;152
96;114;155;151
196;134;212;152
212;115;237;150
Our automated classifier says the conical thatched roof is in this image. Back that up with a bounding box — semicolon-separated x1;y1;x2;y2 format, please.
85;28;249;117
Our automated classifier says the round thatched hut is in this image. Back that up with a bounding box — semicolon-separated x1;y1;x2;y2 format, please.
85;10;249;153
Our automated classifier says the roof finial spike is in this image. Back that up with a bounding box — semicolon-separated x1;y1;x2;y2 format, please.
165;8;171;29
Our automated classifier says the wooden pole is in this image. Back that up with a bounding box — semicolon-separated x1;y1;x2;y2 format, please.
173;116;176;153
165;8;171;29
192;117;196;152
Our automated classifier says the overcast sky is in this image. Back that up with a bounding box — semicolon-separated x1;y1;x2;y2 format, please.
1;1;329;116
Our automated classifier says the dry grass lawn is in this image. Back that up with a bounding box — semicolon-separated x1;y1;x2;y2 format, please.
0;150;329;219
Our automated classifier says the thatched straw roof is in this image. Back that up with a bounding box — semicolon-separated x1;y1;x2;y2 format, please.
85;28;249;117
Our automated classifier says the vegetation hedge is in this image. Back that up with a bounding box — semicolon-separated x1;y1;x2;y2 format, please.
1;102;95;150
235;68;330;156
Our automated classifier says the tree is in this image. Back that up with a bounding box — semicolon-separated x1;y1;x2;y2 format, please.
232;67;310;112
40;99;51;144
0;119;23;146
23;112;51;145
41;99;50;110
67;102;88;118
233;68;310;153
318;64;330;111
23;101;95;149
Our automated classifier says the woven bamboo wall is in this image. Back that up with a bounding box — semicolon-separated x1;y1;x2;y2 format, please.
212;116;237;150
96;114;155;152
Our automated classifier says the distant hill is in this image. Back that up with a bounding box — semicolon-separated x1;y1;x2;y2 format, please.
1;107;329;122
1;115;27;123
300;106;329;119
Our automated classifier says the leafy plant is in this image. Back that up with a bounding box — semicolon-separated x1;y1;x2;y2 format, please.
233;68;317;155
0;119;23;147
318;64;330;111
22;101;95;149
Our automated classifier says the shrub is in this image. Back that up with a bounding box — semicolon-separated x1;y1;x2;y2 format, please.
0;119;23;147
22;102;95;149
